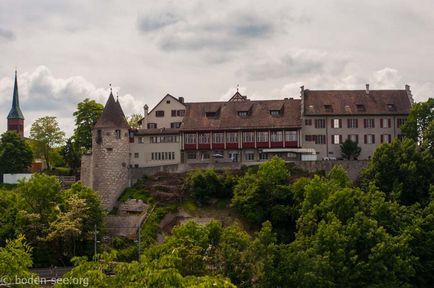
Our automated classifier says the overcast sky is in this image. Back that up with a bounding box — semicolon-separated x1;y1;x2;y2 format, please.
1;0;433;137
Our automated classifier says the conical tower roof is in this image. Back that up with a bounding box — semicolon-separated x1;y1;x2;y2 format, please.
7;71;24;120
94;91;129;129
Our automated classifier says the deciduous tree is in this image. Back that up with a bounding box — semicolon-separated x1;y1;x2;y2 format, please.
0;131;33;175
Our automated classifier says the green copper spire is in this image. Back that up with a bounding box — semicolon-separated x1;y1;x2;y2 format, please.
7;70;24;120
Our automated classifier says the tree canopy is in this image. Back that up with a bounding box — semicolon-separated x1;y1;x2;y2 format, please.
30;116;65;169
0;131;33;175
72;99;103;151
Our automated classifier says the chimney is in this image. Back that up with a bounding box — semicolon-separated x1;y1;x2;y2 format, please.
365;84;370;94
178;97;184;103
405;84;414;105
142;104;149;128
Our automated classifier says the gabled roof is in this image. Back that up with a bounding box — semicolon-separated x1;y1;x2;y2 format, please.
94;92;129;129
7;71;24;120
148;94;185;115
182;98;301;130
303;89;412;115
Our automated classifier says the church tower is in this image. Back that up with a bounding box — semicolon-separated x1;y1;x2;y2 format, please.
90;89;130;210
7;70;24;137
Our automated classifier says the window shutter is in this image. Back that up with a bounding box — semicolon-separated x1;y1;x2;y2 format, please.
339;135;342;143
355;119;358;128
388;119;391;128
356;135;359;143
364;135;367;144
380;119;383;128
331;135;335;144
339;119;342;128
381;135;384;143
364;119;367;128
388;135;391;143
372;135;376;144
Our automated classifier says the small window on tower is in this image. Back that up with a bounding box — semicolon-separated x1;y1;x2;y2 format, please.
96;130;102;144
115;129;121;139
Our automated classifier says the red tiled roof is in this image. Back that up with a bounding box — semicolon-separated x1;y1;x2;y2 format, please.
182;98;301;130
303;89;411;115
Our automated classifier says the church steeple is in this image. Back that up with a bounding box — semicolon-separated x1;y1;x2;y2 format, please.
7;70;25;137
7;70;24;120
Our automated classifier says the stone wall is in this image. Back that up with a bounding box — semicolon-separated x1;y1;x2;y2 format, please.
80;153;92;187
295;160;369;181
91;128;130;211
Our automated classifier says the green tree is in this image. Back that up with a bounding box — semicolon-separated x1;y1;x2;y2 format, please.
183;169;224;204
30;116;65;169
0;131;33;175
60;137;81;175
73;99;103;150
362;138;434;205
127;113;143;129
340;138;361;160
401;98;434;150
0;235;36;285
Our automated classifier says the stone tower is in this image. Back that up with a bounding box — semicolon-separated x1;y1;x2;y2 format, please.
7;70;25;137
89;90;130;210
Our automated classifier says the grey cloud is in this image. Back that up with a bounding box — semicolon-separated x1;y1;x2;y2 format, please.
0;28;15;40
242;51;336;81
137;12;180;32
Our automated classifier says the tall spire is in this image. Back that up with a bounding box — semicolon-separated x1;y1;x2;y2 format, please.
7;70;24;120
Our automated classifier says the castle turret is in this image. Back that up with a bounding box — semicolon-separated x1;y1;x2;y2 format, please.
7;70;25;137
91;90;130;210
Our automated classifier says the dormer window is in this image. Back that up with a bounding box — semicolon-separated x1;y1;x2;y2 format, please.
308;105;314;112
324;105;333;112
344;105;351;113
206;111;218;118
356;104;365;112
387;104;396;111
270;110;281;116
238;111;248;117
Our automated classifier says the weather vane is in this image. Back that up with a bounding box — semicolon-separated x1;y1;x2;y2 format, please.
237;84;239;93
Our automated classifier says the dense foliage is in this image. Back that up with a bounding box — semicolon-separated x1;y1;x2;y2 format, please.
0;131;33;175
340;138;361;160
0;174;103;266
72;99;104;151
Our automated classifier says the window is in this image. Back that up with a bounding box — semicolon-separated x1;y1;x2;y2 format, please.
365;134;375;144
356;104;365;112
147;123;157;129
314;119;326;128
134;164;139;168
347;119;358;128
238;111;248;117
285;131;297;141
348;134;359;143
166;100;171;104
171;110;177;117
115;129;121;139
138;137;144;144
155;110;164;117
245;152;255;161
332;119;342;128
364;119;375;128
315;135;326;144
331;135;342;144
380;118;391;128
106;148;113;152
201;152;210;160
387;104;395;111
172;152;175;160
213;132;224;144
177;110;185;116
198;133;210;144
170;122;181;128
270;131;283;142
397;118;406;128
96;130;102;144
270;110;280;116
185;133;197;144
242;132;254;143
324;105;333;112
381;134;392;143
256;131;269;142
227;132;238;143
187;151;197;159
305;135;314;142
259;153;268;160
206;111;218;117
305;119;312;126
134;153;139;158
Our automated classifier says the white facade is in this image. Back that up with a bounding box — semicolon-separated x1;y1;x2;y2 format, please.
140;94;186;129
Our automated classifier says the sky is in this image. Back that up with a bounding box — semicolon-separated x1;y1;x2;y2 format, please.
0;0;433;137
